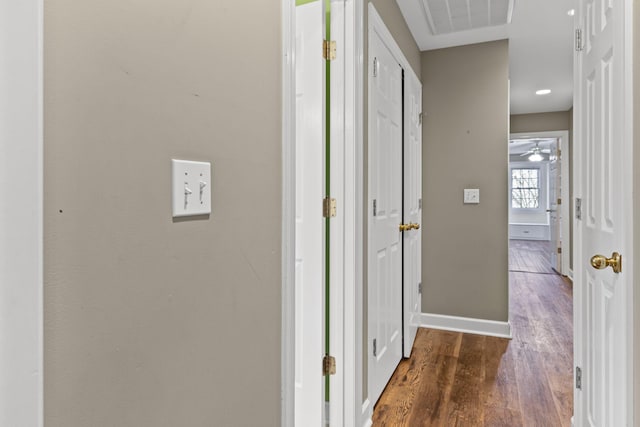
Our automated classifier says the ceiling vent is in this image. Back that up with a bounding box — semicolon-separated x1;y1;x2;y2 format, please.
421;0;515;35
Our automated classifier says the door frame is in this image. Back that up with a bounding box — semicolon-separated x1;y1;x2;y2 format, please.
510;130;571;277
0;0;44;425
282;0;364;426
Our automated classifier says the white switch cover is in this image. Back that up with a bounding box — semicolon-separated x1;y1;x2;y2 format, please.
172;159;211;217
464;188;480;204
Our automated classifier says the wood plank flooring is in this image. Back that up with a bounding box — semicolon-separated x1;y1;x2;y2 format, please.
372;240;573;426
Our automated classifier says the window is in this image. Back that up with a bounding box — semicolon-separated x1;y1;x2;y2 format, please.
511;168;540;209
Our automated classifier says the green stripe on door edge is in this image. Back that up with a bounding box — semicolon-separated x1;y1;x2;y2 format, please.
296;0;319;6
324;0;331;404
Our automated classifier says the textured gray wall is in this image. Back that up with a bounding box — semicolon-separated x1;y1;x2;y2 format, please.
44;1;281;425
510;111;571;133
422;40;510;321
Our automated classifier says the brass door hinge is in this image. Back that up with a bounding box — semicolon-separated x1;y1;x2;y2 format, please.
323;354;336;376
558;198;562;205
323;40;336;60
575;29;583;51
323;197;337;218
558;247;562;254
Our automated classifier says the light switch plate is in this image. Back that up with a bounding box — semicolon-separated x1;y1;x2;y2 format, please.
464;188;480;204
172;159;211;217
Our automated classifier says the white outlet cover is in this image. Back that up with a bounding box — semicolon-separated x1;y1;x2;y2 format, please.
172;159;211;217
464;188;480;204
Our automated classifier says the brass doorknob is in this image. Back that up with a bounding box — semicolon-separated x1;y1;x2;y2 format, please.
590;252;622;274
400;223;420;232
399;224;411;232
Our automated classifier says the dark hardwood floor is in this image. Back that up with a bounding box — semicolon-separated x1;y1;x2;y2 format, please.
372;240;573;426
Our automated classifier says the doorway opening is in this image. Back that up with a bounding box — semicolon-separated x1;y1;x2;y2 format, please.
508;131;571;277
507;130;574;423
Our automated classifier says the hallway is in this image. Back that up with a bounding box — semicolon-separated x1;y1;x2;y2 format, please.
372;240;573;426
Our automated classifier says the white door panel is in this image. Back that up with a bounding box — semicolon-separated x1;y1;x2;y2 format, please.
574;0;630;425
403;71;422;358
368;29;403;406
294;2;323;425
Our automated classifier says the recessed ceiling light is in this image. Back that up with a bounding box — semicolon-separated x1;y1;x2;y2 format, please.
567;9;576;16
536;89;551;95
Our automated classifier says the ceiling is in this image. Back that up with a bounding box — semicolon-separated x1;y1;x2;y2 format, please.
396;0;575;114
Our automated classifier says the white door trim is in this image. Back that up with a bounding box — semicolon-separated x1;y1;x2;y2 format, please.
343;2;365;426
282;1;363;425
281;0;296;425
621;2;635;421
329;1;346;423
510;130;571;277
0;0;44;425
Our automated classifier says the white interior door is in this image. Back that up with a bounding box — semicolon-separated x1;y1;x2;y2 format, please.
402;70;422;358
294;2;323;425
574;0;632;425
368;28;403;406
548;139;562;273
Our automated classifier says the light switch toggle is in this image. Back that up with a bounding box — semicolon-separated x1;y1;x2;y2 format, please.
184;184;193;209
199;181;207;203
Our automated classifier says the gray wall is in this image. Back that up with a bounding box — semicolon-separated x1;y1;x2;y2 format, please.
363;0;422;404
44;1;281;426
510;111;571;133
421;40;510;321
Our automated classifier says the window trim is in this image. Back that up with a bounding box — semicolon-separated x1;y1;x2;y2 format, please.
509;161;548;214
511;167;541;209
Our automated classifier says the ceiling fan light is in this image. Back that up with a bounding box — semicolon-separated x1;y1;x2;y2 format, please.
529;152;544;162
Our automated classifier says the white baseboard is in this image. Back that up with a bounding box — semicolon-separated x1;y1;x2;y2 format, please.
419;313;512;339
509;223;550;240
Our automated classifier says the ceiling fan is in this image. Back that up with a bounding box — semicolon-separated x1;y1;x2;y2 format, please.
519;141;551;156
519;141;550;162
